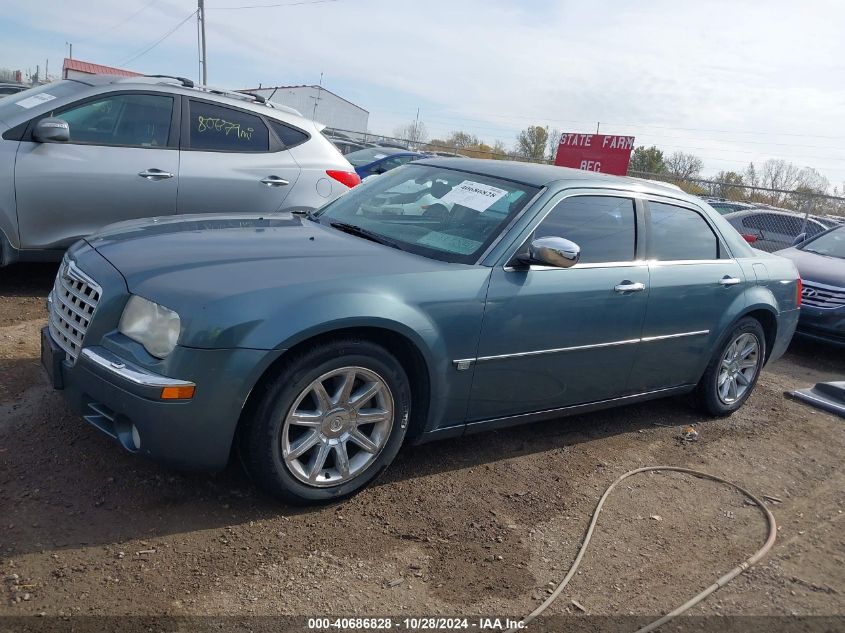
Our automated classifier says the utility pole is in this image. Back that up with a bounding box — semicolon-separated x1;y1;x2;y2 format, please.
198;0;208;85
413;107;420;146
596;122;600;134
312;72;323;120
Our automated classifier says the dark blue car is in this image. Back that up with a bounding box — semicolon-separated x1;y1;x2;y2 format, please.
345;147;428;179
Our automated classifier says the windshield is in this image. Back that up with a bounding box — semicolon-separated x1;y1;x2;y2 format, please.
315;164;539;264
0;80;85;123
801;226;845;259
345;147;405;166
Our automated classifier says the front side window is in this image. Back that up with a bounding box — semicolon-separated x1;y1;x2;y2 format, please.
315;164;538;264
533;196;637;264
649;202;718;261
189;100;269;152
57;93;173;147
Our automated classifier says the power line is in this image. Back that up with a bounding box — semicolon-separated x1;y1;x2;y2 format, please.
76;0;160;44
208;0;341;9
119;10;197;66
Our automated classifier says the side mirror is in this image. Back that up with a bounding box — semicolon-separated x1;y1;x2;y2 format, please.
518;236;581;268
792;233;807;246
33;117;70;143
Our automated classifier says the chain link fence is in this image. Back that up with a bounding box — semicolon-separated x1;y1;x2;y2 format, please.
324;127;844;252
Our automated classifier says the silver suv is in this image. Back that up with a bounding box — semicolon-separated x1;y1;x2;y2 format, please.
0;75;359;265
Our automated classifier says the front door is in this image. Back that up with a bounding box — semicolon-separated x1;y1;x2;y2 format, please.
15;92;179;250
468;194;648;421
177;99;301;215
628;199;748;392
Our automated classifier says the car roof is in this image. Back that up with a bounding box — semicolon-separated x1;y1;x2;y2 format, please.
413;157;695;198
68;75;316;129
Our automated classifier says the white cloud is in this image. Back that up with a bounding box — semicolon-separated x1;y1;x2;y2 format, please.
3;0;845;184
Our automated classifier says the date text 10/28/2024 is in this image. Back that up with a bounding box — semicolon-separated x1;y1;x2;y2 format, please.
307;617;525;630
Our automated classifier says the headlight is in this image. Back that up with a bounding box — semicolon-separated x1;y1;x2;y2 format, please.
118;295;181;359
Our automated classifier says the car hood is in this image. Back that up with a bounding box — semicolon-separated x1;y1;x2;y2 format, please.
87;213;458;301
775;246;845;287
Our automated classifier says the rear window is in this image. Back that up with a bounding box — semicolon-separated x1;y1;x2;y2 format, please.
188;100;269;152
650;202;718;260
345;147;404;166
269;119;309;149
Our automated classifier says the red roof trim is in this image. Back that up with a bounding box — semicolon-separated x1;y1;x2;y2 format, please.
63;58;141;78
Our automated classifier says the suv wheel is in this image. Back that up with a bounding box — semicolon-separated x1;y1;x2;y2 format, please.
241;338;411;504
694;317;765;416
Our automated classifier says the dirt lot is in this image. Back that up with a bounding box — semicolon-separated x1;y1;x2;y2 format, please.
1;263;843;629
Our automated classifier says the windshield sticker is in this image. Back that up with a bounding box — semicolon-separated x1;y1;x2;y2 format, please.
373;153;387;159
16;93;57;109
417;231;482;255
439;180;509;212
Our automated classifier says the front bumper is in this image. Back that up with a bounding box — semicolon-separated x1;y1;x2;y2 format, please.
795;304;845;347
42;327;276;471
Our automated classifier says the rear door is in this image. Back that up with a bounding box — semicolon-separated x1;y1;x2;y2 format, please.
628;199;747;392
177;98;301;214
15;91;179;250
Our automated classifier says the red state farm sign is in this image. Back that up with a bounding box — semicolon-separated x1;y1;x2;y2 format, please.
553;133;635;176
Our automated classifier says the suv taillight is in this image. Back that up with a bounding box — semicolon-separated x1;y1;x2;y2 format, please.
327;170;361;188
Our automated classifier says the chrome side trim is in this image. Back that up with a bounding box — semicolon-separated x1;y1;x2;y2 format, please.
640;330;710;343
80;347;195;388
453;330;710;368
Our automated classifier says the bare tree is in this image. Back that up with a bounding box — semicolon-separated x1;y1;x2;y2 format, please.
393;120;428;145
665;151;704;180
546;127;561;161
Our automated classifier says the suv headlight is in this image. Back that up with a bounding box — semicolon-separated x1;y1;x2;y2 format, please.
118;295;181;359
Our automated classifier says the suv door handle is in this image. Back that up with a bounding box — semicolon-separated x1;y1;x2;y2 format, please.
260;176;290;187
614;281;645;293
138;169;174;180
719;276;742;287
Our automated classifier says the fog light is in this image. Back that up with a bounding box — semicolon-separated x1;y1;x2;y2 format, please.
160;385;196;400
131;424;142;450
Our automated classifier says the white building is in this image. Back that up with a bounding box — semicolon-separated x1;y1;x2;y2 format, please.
240;85;369;133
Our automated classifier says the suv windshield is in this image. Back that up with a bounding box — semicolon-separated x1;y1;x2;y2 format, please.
801;226;845;259
0;80;85;124
315;164;539;264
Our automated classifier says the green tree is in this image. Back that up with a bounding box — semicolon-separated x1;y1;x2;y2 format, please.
628;146;666;175
713;170;745;200
516;125;549;161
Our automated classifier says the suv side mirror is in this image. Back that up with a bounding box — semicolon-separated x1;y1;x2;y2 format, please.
517;236;581;268
33;117;70;143
792;233;807;246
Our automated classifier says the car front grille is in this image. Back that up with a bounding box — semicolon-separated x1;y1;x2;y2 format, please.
802;281;845;310
48;259;102;363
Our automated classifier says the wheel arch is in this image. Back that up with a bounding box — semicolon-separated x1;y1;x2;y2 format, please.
235;324;433;449
738;304;778;363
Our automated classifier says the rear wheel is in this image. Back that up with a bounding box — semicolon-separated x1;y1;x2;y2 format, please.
694;317;765;416
241;338;411;504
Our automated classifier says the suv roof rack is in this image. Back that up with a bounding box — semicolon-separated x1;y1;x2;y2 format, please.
145;74;195;88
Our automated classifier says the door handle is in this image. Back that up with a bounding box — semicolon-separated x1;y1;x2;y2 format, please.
614;281;645;293
719;276;742;287
260;175;290;187
138;169;174;180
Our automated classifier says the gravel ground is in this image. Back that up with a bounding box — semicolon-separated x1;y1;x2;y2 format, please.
0;263;843;629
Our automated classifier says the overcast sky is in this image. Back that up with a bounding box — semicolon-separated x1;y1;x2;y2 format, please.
2;0;844;188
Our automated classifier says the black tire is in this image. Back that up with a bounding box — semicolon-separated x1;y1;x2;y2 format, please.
241;338;411;504
694;317;766;417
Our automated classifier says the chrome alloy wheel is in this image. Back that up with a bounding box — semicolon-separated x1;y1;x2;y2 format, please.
281;366;394;487
717;332;760;404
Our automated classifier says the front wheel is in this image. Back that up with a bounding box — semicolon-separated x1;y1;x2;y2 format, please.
241;339;411;504
694;317;766;416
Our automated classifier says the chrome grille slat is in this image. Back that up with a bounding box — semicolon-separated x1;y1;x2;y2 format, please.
48;259;102;363
802;281;845;310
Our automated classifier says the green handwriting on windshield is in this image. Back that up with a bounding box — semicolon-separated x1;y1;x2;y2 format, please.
196;116;254;141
